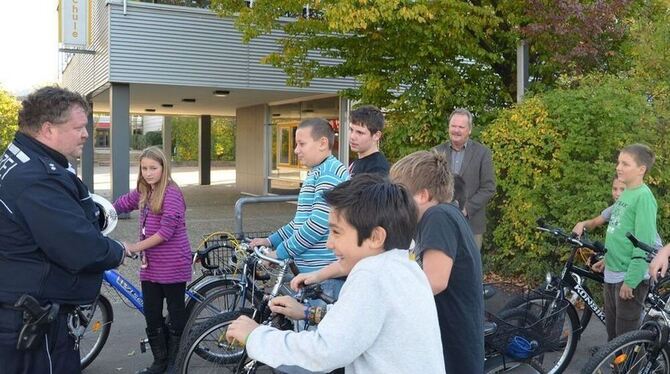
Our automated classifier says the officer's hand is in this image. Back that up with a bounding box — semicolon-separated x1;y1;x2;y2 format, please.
122;242;138;257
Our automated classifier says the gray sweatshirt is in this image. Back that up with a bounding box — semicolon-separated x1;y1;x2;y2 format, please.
246;249;445;374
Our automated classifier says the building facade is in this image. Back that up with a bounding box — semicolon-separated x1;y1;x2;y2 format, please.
60;0;356;198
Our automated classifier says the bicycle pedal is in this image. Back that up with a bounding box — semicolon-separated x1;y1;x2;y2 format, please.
140;338;148;353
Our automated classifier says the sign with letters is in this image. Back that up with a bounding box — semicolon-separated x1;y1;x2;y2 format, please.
59;0;91;48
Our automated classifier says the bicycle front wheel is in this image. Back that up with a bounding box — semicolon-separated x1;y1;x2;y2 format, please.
176;310;256;374
582;328;670;373
183;284;253;339
484;355;546;373
503;294;580;373
79;295;113;369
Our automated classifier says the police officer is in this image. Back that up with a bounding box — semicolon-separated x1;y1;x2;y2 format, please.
0;86;125;373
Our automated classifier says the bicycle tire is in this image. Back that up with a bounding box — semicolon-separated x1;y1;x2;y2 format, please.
501;294;579;374
581;329;670;374
185;278;240;317
528;283;593;334
183;284;253;340
175;310;254;374
79;295;114;369
484;356;546;373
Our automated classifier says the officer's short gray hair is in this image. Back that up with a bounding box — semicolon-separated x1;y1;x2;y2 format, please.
18;86;90;134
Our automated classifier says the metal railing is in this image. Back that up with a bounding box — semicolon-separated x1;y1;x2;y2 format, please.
234;195;298;236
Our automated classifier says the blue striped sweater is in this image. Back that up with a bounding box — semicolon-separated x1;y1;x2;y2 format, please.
270;155;349;273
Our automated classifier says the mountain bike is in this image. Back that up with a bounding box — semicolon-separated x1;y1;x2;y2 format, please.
505;220;670;373
581;232;668;374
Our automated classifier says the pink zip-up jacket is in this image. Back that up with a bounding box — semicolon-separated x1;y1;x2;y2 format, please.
113;184;192;284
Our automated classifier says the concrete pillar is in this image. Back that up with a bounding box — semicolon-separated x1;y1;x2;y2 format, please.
81;100;95;191
163;116;172;160
338;96;350;166
517;40;529;103
110;83;131;200
199;115;212;185
263;105;271;194
235;104;267;195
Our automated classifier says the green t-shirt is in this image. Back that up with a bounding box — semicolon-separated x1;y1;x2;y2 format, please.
605;183;657;288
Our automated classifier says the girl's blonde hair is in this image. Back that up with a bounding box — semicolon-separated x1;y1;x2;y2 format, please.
137;146;173;214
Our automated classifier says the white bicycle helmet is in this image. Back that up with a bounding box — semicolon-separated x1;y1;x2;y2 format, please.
90;193;118;236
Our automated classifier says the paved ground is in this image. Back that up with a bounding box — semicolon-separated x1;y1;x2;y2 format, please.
81;165;606;373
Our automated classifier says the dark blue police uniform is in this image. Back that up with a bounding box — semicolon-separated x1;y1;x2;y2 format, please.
0;132;125;374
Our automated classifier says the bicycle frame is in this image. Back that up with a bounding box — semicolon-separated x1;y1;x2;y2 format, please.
101;269;215;315
548;244;606;325
103;269;145;313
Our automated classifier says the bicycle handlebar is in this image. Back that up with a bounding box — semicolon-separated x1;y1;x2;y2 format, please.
536;218;606;253
253;246;287;266
626;232;658;257
298;284;337;305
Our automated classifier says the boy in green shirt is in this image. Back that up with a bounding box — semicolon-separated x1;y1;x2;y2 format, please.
596;143;657;341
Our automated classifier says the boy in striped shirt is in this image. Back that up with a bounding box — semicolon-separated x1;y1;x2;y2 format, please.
250;118;349;297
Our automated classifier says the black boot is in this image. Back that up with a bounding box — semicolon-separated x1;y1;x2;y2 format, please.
165;328;181;373
137;327;168;374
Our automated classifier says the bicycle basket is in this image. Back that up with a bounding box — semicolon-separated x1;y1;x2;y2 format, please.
197;233;240;273
241;231;295;285
484;283;570;360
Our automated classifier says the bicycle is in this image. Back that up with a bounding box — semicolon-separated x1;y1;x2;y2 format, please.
581;232;668;374
179;235;274;342
72;234;243;369
505;219;670;373
174;245;322;373
484;282;574;374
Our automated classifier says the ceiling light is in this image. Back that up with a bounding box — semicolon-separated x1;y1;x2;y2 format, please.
182;98;196;103
145;108;156;112
213;90;230;97
161;104;174;108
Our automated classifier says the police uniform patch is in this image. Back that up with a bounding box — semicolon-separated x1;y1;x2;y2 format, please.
39;157;61;175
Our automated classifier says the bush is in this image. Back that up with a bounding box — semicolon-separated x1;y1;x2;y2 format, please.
131;133;145;150
171;117;236;162
481;74;670;279
144;131;163;147
212;118;235;161
0;89;20;151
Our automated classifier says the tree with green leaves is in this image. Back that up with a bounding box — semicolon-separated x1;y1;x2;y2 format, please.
211;0;523;159
0;89;20;151
479;0;670;278
210;0;648;160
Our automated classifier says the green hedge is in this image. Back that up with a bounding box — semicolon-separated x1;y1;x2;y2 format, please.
481;74;670;279
0;90;19;151
171;117;235;162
